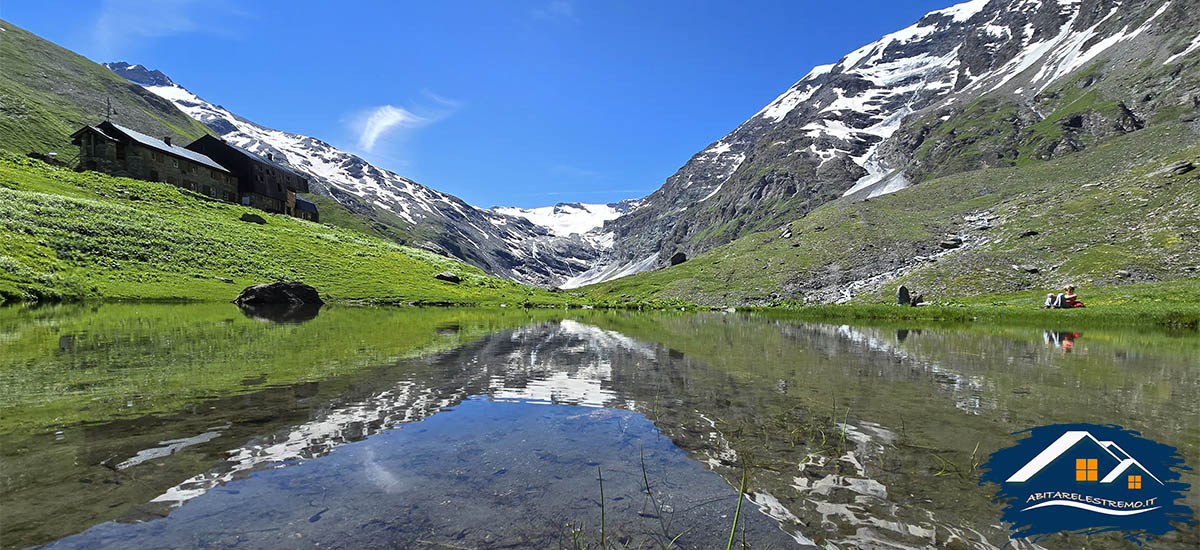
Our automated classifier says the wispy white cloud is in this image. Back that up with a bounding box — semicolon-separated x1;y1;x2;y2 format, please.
532;0;579;22
91;0;247;58
354;106;427;152
349;93;460;153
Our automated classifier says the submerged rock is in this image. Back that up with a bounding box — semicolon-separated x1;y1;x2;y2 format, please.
234;282;324;305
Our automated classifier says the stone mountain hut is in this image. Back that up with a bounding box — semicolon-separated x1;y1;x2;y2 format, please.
70;121;318;222
186;135;317;222
71;121;237;201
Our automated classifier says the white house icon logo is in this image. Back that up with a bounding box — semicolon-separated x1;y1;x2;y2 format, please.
981;423;1192;543
1005;430;1164;516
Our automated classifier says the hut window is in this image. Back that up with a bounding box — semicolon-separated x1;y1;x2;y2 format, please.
171;158;179;168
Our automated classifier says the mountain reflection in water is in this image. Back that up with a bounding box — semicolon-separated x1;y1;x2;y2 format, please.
1;305;1196;549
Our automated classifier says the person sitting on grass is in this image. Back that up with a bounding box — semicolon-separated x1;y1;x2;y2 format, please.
1043;285;1085;309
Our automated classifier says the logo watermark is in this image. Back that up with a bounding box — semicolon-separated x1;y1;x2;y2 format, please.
980;423;1193;544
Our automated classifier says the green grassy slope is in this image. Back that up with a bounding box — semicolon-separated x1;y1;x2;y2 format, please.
579;124;1200;314
898;60;1191;183
0;156;582;305
304;193;435;247
0;20;213;157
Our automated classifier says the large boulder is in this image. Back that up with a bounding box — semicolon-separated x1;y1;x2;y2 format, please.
939;237;963;249
669;252;688;266
240;213;267;225
234;282;323;305
1166;160;1194;175
434;271;462;283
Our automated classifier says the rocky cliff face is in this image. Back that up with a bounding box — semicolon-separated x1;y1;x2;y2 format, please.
574;0;1200;286
105;63;608;287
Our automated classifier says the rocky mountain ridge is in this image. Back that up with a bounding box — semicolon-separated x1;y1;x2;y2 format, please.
106;0;1200;296
105;62;610;287
574;0;1200;288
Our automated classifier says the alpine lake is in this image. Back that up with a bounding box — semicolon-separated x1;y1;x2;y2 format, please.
1;304;1196;550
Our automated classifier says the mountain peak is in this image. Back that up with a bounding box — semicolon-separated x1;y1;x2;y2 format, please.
104;62;177;88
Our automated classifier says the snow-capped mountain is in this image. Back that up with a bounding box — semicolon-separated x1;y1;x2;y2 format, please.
106;0;1198;290
490;200;641;237
573;0;1199;286
104;63;612;287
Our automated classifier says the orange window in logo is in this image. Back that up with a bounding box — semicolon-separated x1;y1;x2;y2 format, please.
1075;458;1098;481
1128;475;1142;489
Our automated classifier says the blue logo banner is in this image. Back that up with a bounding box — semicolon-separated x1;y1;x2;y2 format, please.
980;423;1194;544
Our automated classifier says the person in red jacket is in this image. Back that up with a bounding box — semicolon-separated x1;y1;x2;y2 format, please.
1044;285;1085;308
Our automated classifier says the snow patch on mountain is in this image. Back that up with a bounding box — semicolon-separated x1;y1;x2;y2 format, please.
931;0;990;22
491;200;641;237
559;253;659;289
1165;31;1200;64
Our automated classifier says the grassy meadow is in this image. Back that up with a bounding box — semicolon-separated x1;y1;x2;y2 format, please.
0;156;583;306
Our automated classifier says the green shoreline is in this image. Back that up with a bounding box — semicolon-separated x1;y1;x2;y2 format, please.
753;278;1200;329
5;290;1197;330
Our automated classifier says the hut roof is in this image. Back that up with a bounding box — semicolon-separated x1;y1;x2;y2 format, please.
70;125;119;143
217;138;305;180
295;195;319;213
101;122;230;173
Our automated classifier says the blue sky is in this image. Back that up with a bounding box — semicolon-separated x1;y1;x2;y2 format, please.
4;0;955;208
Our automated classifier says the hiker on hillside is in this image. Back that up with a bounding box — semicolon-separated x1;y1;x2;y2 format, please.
1043;285;1085;309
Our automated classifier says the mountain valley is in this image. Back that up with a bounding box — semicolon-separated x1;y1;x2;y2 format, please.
3;0;1199;304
